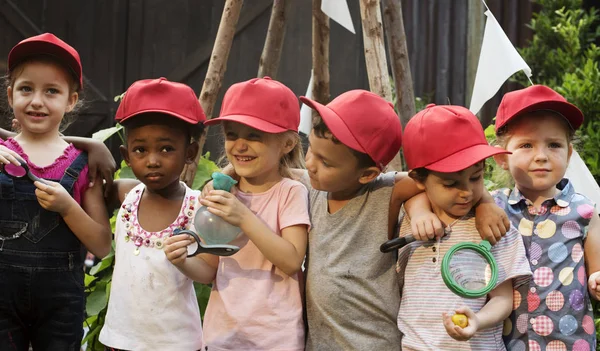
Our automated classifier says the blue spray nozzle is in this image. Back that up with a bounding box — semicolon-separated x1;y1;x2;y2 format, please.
211;172;237;192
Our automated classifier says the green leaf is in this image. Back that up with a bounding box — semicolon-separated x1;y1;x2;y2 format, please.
86;290;108;316
91;124;123;142
84;274;97;286
89;256;114;275
192;153;220;190
82;321;102;344
115;160;136;180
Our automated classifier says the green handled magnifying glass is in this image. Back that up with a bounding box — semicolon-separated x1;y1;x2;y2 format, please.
441;240;498;298
381;236;498;299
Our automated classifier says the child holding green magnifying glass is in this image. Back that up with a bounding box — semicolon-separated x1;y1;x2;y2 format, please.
394;105;532;350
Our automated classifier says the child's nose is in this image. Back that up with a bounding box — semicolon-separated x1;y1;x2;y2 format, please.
30;91;43;107
147;153;160;167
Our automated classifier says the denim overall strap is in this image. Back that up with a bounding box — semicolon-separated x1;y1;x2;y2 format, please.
58;152;88;193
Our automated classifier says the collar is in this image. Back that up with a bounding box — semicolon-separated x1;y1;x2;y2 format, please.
508;178;574;208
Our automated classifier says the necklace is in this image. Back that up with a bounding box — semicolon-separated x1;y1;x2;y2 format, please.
444;215;466;235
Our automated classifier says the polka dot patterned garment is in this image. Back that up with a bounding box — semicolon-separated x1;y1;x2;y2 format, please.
493;180;596;350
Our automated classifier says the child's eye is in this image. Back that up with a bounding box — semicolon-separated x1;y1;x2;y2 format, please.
470;174;482;182
443;182;456;188
247;133;261;141
133;147;145;154
519;143;532;149
321;159;330;167
161;146;175;152
225;132;237;141
19;86;32;93
549;142;562;148
46;88;59;94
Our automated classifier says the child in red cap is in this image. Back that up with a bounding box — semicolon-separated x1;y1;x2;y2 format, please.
164;77;310;350
492;85;600;350
0;33;112;350
99;77;206;350
395;104;531;350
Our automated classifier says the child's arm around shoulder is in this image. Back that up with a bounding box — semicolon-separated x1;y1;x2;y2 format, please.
584;208;600;300
388;173;433;240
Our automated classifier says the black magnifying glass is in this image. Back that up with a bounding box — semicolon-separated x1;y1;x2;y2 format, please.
1;155;48;185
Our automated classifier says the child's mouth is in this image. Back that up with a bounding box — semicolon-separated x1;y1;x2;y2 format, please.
235;156;256;163
26;112;48;118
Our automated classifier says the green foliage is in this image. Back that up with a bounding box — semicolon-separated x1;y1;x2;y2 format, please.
83;126;218;350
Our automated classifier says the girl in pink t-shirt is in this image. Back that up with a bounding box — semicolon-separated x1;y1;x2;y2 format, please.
0;33;111;350
164;77;310;351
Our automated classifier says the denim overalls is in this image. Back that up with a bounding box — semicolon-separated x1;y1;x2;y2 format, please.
0;152;88;351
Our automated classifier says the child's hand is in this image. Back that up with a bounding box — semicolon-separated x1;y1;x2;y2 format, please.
86;140;116;195
201;180;214;199
0;145;22;166
163;234;194;267
200;189;251;227
475;201;510;245
588;271;600;300
442;307;479;341
410;212;444;241
34;181;77;216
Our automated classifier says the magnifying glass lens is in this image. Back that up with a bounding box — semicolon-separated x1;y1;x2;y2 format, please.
448;248;491;290
4;164;27;177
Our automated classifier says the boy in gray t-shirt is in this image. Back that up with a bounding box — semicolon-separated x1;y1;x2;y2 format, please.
298;91;413;350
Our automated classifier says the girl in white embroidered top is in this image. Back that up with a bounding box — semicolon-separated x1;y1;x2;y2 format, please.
164;77;310;351
98;78;205;351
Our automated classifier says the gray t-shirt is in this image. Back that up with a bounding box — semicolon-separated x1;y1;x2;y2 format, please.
301;171;402;351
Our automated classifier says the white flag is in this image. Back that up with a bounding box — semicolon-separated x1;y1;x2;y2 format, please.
469;10;532;114
299;71;314;135
321;0;355;34
565;150;600;206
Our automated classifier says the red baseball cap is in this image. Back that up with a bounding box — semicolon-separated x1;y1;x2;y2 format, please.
300;90;402;170
404;104;509;172
8;33;83;90
115;77;206;124
495;85;583;131
205;77;299;133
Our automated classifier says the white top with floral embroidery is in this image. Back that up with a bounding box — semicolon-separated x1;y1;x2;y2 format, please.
99;182;203;351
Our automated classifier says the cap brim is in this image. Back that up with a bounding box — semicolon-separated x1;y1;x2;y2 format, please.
498;101;583;130
205;115;288;133
8;40;82;88
299;96;365;153
116;109;199;125
424;144;510;173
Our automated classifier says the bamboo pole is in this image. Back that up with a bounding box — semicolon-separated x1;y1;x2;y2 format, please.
311;0;330;106
181;0;244;186
382;0;415;127
359;0;402;170
359;0;392;102
467;0;485;110
258;0;292;78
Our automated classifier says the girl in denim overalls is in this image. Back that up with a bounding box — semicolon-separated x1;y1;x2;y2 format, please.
0;33;112;350
492;85;600;350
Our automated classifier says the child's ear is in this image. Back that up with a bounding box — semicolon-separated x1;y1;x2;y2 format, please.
7;86;13;108
567;143;573;163
358;166;381;184
65;92;79;113
282;135;297;155
119;145;131;166
493;153;509;170
407;170;426;191
186;141;200;164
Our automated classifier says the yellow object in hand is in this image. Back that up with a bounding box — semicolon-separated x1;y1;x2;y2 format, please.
451;313;468;328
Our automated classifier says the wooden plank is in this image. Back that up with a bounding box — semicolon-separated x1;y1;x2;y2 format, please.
450;0;467;106
435;0;450;103
466;0;484;108
312;0;330;104
168;0;272;82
